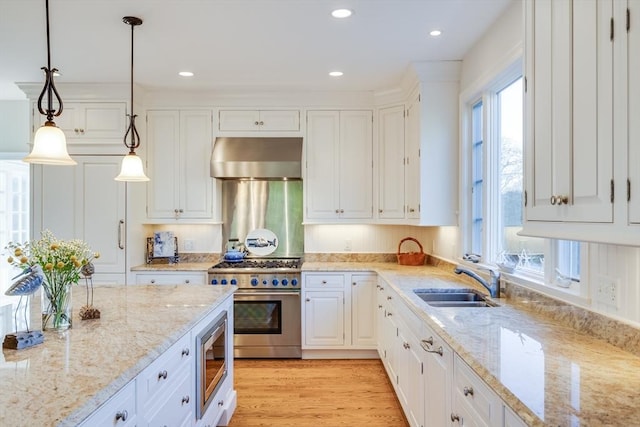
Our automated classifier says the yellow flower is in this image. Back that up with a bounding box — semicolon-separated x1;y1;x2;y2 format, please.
19;256;28;264
73;260;82;268
7;256;14;264
50;243;59;250
14;248;22;257
94;252;101;259
45;263;54;271
56;261;65;269
70;255;78;262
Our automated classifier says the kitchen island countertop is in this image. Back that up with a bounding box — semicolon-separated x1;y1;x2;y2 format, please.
303;261;640;426
0;284;234;426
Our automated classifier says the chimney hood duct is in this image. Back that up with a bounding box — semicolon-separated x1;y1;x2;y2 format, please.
210;137;303;179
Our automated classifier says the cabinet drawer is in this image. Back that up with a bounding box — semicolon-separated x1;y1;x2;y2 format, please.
137;332;193;410
78;380;136;427
135;272;206;285
146;363;193;426
304;274;345;289
454;355;502;426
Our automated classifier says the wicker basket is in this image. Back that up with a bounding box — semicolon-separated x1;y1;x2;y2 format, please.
396;237;426;266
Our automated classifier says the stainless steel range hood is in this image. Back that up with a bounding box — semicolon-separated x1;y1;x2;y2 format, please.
210;137;303;179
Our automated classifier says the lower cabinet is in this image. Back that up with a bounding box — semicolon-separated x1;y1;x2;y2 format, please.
133;271;207;285
302;272;377;352
78;294;234;427
421;322;453;427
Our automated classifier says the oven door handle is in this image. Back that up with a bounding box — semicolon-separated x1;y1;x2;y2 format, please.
236;291;301;297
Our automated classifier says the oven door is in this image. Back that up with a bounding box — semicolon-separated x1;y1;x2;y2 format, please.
233;290;301;358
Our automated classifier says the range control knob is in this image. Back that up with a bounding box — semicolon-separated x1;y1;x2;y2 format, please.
251;278;259;286
211;279;218;285
272;279;279;286
230;279;237;285
221;279;228;285
291;278;298;287
262;280;268;285
281;279;288;286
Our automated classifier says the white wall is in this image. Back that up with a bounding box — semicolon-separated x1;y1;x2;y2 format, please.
0;100;29;153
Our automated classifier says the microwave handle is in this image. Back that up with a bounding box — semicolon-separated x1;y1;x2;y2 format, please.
204;319;226;349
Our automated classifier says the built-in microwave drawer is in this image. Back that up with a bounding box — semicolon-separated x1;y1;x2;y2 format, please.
137;332;193;413
304;273;344;289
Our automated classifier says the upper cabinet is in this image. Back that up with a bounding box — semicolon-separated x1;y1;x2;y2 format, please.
521;0;640;244
218;109;300;132
524;0;613;226
305;110;373;221
376;63;460;226
146;110;218;222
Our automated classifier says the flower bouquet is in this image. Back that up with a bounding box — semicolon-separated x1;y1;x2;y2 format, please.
5;230;99;331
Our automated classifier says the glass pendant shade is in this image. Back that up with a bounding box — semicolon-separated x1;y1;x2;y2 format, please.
24;122;76;165
115;152;149;182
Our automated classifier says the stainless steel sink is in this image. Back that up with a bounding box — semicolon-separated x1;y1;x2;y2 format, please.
413;289;498;308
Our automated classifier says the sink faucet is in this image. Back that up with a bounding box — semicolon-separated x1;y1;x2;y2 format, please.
454;266;500;298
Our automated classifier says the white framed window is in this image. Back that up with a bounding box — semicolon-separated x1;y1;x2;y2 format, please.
461;60;586;298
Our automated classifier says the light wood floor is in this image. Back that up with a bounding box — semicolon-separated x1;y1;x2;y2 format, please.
227;359;409;427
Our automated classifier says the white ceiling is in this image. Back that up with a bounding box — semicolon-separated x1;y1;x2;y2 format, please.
0;0;513;100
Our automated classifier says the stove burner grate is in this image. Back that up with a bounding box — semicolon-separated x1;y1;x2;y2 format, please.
211;258;301;270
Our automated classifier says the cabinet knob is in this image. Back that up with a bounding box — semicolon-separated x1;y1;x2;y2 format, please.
185;279;190;284
158;370;168;380
80;128;85;134
379;209;383;213
150;279;156;284
423;337;434;346
321;280;327;284
387;296;392;300
182;348;190;357
259;121;264;125
403;342;410;349
352;282;356;286
463;386;474;397
335;209;340;214
115;410;128;422
409;208;415;212
254;121;260;125
387;312;392;316
306;298;311;302
451;413;460;422
181;395;190;405
378;304;383;309
218;400;224;407
550;195;569;205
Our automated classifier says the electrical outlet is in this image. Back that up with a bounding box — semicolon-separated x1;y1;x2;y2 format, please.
345;239;352;251
595;276;619;308
184;239;195;251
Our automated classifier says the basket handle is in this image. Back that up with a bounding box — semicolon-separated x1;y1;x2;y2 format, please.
397;237;424;255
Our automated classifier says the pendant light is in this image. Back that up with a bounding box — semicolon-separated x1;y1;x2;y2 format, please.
115;16;149;182
24;0;76;165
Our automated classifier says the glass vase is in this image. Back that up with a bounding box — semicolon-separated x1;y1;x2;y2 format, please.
41;281;73;331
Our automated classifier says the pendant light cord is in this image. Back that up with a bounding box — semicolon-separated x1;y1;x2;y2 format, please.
36;0;63;123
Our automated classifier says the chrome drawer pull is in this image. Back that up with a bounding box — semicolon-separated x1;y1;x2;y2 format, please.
182;348;190;357
181;395;190;405
463;386;474;397
158;370;168;380
115;410;128;422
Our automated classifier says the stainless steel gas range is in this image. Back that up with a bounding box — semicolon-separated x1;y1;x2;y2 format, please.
208;258;302;358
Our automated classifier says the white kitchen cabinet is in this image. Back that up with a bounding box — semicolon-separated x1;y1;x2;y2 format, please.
134;271;206;285
524;0;613;227
626;0;640;224
378;105;406;220
503;406;528;427
302;272;377;352
32;101;127;143
77;380;137;427
218;109;300;131
305;110;373;221
32;156;126;283
451;354;503;427
403;64;460;226
421;322;453;427
146;110;216;221
395;323;425;427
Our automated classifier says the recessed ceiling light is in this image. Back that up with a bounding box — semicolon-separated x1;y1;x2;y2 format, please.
329;71;344;77
331;9;353;18
430;30;442;37
178;71;194;77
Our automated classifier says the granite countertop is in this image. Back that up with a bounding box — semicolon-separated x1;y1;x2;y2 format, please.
0;284;234;427
303;262;640;426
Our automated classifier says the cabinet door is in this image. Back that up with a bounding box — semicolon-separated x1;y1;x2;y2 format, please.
218;110;261;131
135;272;206;285
305;111;340;219
32;156;126;275
339;110;373;219
179;110;213;219
405;96;421;219
351;274;377;348
396;328;424;427
259;110;300;131
378;105;406;219
48;102;127;140
303;290;344;346
525;0;613;224
147;110;180;218
628;0;640;223
422;326;453;427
